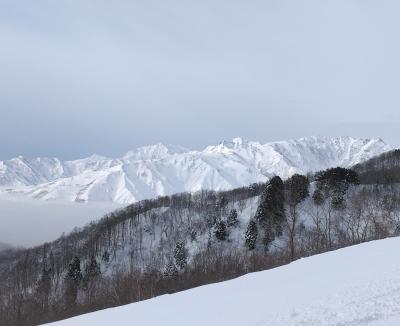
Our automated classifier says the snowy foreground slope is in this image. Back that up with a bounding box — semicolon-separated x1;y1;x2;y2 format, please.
0;136;391;204
46;237;400;326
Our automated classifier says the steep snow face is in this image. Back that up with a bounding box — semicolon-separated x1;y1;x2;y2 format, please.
44;237;400;326
0;136;392;204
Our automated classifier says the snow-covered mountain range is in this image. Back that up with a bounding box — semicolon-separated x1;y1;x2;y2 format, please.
0;136;392;204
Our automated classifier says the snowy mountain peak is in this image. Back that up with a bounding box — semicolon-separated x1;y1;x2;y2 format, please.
220;137;250;147
123;143;189;161
85;154;110;161
0;136;393;204
204;137;257;153
232;137;245;145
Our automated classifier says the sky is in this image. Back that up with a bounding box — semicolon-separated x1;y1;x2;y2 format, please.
1;0;400;160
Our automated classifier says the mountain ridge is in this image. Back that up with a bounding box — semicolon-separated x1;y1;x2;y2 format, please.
0;136;392;204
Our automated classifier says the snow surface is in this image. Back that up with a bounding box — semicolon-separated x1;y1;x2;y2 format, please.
0;137;391;204
45;237;400;326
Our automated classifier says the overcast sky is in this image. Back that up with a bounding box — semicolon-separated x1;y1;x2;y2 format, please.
1;0;400;160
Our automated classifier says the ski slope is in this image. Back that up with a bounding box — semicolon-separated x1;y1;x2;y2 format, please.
45;237;400;326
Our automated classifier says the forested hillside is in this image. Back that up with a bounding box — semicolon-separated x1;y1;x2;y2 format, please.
46;237;400;326
353;149;400;184
1;162;400;326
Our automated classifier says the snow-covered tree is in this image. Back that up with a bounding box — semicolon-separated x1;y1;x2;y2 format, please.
312;188;324;205
65;256;82;307
102;250;110;263
255;176;285;249
314;167;359;209
214;220;228;241
227;209;239;227
174;241;188;270
206;215;218;228
163;262;178;279
84;256;101;281
284;174;310;259
66;256;82;284
245;219;258;250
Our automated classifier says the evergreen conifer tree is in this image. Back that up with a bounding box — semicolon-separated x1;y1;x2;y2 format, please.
67;256;82;283
65;256;82;307
163;262;178;279
214;220;228;241
255;176;285;249
227;209;239;227
284;174;310;258
314;167;359;208
206;215;218;228
84;256;101;282
102;250;110;263
245;219;258;250
174;241;187;270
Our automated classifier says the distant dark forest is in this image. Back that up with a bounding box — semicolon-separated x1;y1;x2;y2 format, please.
354;149;400;184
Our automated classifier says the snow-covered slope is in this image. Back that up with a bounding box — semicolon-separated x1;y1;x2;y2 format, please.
45;237;400;326
0;136;391;204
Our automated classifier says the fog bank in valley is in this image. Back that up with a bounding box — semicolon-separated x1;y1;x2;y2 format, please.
0;194;121;247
